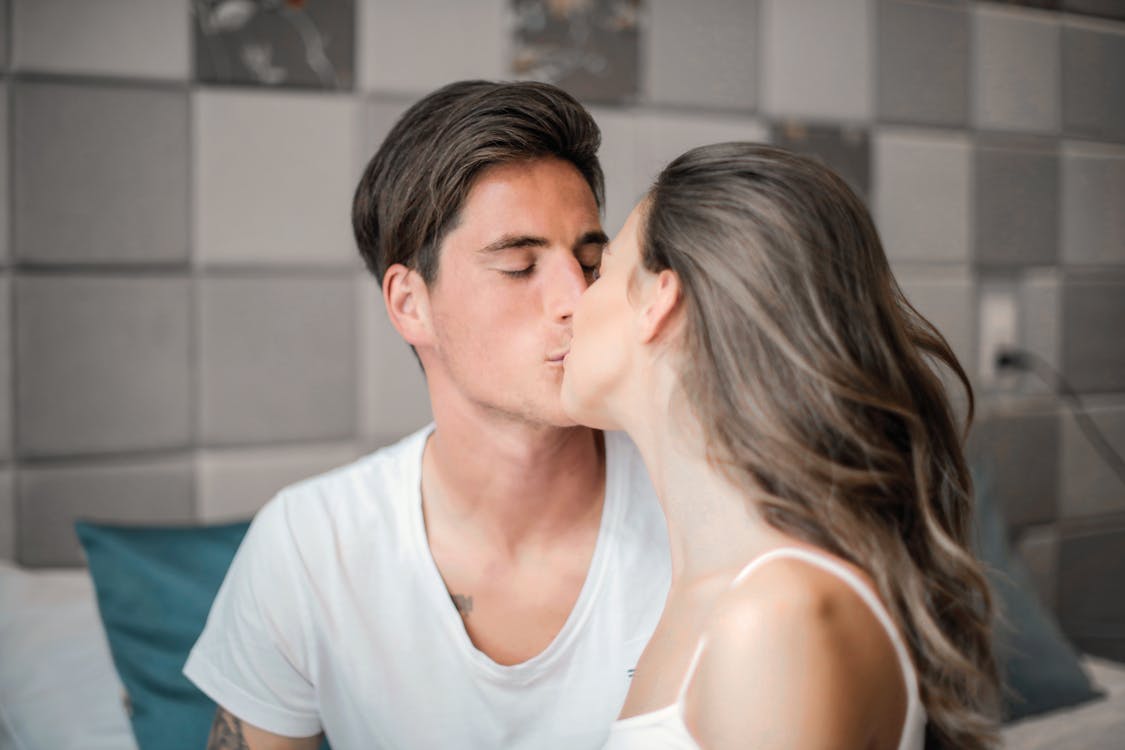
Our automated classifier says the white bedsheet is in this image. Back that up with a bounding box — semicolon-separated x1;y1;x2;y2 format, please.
1002;656;1125;749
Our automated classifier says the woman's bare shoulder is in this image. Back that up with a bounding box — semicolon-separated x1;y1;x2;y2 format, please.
684;551;907;749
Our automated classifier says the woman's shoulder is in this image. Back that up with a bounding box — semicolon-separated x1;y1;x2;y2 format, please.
684;547;909;748
707;547;886;656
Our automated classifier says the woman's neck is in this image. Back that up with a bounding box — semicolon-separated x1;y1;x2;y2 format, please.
625;369;790;583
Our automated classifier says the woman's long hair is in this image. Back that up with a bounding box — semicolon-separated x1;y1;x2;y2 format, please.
643;143;1000;749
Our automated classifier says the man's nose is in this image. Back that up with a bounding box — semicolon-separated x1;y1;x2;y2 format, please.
547;254;588;321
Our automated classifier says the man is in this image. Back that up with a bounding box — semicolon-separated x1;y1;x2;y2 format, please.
184;80;671;749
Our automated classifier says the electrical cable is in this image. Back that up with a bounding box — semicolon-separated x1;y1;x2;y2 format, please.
996;347;1125;490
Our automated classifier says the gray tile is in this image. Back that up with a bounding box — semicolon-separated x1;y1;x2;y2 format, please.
363;98;414;161
877;0;969;126
358;0;506;93
357;275;432;445
199;276;357;446
1061;0;1125;22
1018;269;1063;396
770;121;870;200
1061;142;1125;266
968;408;1060;528
0;0;7;70
1062;22;1125;142
1057;515;1125;661
0;277;10;461
11;0;188;79
0;470;13;561
1061;276;1125;392
761;0;871;121
0;83;7;265
194;0;354;90
896;268;977;376
988;1;1061;9
974;143;1059;268
194;89;359;268
1014;524;1059;613
589;106;640;236
197;442;358;522
513;0;640;104
1059;396;1125;518
17;456;194;567
636;111;769;190
645;0;757;109
874;128;971;263
973;6;1060;134
15;276;192;458
14;81;190;266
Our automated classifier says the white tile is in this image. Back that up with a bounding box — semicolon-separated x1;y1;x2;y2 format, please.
195;89;361;268
358;0;507;94
636;111;769;191
761;0;871;121
197;442;359;522
1059;395;1125;518
589;106;640;237
973;6;1060;133
12;0;189;79
1061;141;1125;266
896;266;977;376
874;128;971;264
357;275;432;445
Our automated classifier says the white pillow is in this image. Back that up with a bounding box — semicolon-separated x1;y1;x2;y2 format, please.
0;561;138;750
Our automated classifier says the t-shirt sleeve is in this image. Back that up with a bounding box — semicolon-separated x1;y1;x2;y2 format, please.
183;493;323;737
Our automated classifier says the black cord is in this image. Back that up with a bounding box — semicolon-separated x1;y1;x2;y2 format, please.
996;348;1125;490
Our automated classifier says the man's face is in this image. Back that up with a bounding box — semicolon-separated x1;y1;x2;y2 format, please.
419;157;606;428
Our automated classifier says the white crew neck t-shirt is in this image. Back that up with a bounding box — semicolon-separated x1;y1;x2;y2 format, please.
184;426;671;750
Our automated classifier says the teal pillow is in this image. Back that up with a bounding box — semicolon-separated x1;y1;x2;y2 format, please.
972;472;1103;721
76;519;250;750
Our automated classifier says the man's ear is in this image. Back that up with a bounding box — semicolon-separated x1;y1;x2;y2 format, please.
637;268;682;344
382;263;433;347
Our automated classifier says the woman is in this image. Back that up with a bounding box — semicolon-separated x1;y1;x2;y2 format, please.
561;144;999;749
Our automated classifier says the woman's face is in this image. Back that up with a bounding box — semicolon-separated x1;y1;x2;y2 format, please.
561;202;646;430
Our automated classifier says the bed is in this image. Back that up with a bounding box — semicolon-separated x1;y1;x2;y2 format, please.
2;560;1124;750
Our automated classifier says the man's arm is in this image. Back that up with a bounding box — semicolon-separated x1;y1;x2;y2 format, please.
206;707;323;750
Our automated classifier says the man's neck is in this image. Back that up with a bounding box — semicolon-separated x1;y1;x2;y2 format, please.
421;413;605;556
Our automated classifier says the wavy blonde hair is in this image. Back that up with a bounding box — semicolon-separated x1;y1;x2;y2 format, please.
643;143;1000;748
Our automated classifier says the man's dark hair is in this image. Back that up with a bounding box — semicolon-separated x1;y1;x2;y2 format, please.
352;80;605;285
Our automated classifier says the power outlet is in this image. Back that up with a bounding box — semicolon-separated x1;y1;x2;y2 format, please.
978;283;1019;384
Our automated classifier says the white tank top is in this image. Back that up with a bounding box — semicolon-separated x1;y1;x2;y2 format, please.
602;547;927;750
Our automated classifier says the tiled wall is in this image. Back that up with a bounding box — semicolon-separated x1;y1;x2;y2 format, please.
2;0;1123;657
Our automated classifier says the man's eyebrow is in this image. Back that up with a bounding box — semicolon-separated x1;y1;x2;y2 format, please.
575;230;610;249
478;234;549;254
477;231;609;255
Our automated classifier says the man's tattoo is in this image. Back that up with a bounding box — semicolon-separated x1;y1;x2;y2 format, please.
207;708;249;750
451;592;474;616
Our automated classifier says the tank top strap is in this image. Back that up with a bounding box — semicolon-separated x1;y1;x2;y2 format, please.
674;547;921;710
